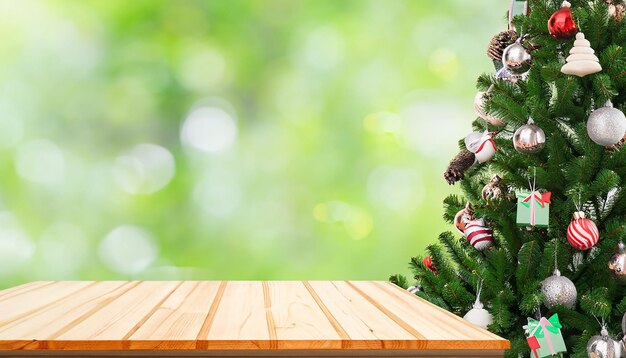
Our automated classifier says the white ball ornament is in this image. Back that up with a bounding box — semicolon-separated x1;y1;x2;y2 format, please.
463;282;493;329
463;304;493;329
587;100;626;146
464;131;496;163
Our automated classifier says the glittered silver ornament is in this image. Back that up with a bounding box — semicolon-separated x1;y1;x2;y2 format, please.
587;327;617;358
474;91;505;126
513;118;546;153
541;269;577;309
482;175;505;202
587;100;626;146
609;242;626;282
502;38;532;75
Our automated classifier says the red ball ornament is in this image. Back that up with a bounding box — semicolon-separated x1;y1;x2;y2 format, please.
422;256;438;274
566;211;599;250
548;1;578;39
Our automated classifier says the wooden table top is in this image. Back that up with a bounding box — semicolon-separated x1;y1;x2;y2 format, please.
0;281;509;353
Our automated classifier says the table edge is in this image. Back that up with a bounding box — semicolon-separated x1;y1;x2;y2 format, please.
0;339;510;351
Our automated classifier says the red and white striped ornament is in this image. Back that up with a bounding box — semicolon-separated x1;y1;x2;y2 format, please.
464;218;494;251
566;211;599;250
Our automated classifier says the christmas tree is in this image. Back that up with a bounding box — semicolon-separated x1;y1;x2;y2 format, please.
391;1;626;357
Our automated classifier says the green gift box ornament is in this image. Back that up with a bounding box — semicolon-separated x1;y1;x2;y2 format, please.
516;189;551;227
525;314;566;358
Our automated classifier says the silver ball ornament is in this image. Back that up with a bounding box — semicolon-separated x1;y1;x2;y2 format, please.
609;242;626;283
587;327;617;358
587;100;626;146
541;269;577;309
513;118;546;153
502;39;532;75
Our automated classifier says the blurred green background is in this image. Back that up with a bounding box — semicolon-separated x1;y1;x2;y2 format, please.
0;0;504;288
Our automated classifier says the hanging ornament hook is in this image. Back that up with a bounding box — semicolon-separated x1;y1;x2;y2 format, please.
554;239;559;273
508;0;529;31
473;279;484;309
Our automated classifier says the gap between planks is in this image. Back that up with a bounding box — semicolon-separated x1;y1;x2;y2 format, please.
196;281;228;343
302;281;350;344
47;282;141;340
122;281;185;340
0;282;99;330
344;281;426;341
261;281;278;345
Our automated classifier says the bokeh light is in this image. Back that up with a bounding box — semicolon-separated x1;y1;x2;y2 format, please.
98;225;158;275
113;143;176;195
181;106;238;153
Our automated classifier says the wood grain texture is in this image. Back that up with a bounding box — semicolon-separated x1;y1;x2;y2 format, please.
0;281;509;355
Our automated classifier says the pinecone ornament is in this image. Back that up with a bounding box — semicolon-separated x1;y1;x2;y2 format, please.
444;150;476;185
487;30;519;62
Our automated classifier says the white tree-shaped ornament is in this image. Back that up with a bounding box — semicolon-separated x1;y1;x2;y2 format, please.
561;32;602;77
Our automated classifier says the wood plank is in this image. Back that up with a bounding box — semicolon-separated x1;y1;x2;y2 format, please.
55;281;180;340
264;281;340;349
305;281;417;347
207;281;269;341
0;281;131;339
0;282;94;327
0;282;55;302
129;281;221;347
347;281;508;349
